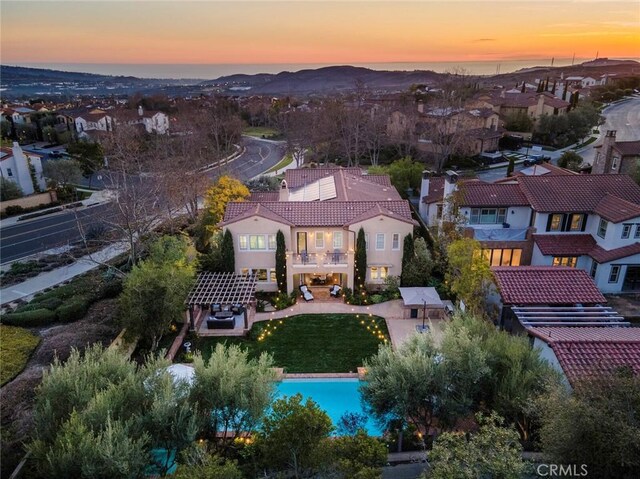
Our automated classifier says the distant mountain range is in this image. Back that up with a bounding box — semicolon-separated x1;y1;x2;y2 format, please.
1;60;638;99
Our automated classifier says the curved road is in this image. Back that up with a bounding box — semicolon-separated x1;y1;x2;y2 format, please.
577;96;640;165
0;137;285;264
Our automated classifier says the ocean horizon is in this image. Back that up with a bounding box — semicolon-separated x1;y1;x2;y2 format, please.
11;58;640;80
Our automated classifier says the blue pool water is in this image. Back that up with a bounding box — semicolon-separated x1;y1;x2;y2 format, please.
275;379;382;436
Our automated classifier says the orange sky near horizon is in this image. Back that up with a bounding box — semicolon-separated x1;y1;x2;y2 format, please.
1;1;638;65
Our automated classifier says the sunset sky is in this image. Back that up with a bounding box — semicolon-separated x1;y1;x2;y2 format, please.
2;1;639;65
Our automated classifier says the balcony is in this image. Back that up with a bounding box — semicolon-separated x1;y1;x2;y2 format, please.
472;226;528;242
291;252;318;266
322;251;348;266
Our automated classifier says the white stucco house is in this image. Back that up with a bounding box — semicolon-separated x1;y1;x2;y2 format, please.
0;142;46;195
421;169;640;294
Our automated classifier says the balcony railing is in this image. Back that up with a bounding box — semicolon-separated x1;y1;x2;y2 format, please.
292;252;318;265
323;251;348;265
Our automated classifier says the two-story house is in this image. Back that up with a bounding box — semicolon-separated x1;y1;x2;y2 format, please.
113;107;170;134
593;130;640;176
421;170;640;293
0;142;46;195
219;168;416;293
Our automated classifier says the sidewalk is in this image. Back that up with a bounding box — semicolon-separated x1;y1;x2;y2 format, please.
0;242;128;305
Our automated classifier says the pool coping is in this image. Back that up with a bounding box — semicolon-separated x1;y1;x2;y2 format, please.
274;367;367;380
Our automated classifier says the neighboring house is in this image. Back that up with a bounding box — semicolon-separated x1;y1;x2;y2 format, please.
9;106;36;124
74;109;113;134
0;142;46;195
421;171;640;293
565;76;599;88
219;168;416;293
593;130;640;176
491;266;608;332
527;327;640;386
470;90;570;121
113;106;170;134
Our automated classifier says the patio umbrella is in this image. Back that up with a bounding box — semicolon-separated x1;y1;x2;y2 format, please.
166;364;195;386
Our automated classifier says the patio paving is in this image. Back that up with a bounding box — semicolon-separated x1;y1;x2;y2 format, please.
385;318;445;349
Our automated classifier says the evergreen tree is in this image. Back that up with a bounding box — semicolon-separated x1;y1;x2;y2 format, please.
551;80;557;94
220;229;235;273
355;227;367;292
506;157;515;177
401;234;414;286
520;82;526;93
275;230;287;293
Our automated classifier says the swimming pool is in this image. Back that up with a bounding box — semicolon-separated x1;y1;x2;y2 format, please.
275;378;382;436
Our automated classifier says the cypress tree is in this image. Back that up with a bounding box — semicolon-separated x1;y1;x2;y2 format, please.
521;82;526;93
354;227;367;292
551;80;557;94
401;234;414;285
506;157;515;177
275;230;287;293
220;229;235;273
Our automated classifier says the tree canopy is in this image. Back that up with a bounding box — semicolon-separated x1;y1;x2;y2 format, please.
202;175;250;235
446;238;492;316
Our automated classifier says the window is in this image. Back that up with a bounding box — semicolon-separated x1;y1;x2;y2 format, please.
376;233;385;250
392;233;400;250
569;214;584;231
590;261;598;279
480;248;522;266
315;231;324;249
254;269;268;281
622;224;632;239
364;234;369;250
609;265;621;283
635;225;640;239
598;219;608;239
270;269;277;282
548;214;563;232
552;256;578;267
239;235;248;250
241;268;249;275
333;231;343;249
436;204;444;219
6;168;12;177
370;266;389;280
470;208;507;224
268;234;277;250
249;235;266;250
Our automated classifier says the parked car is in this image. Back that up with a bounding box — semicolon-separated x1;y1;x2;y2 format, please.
523;154;550;166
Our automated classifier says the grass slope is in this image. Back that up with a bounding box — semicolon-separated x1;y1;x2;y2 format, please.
0;325;40;386
191;314;389;373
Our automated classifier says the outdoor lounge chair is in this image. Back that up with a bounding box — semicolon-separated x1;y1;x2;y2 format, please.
329;284;342;297
299;285;314;301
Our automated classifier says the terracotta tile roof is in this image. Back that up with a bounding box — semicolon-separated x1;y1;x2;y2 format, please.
249;191;279;201
593;194;640;222
221;200;415;227
284;167;362;188
533;234;597;256
492;266;605;305
465;127;503;140
460;182;530;207
333;171;401;201
613;140;640;157
534;234;640;263
517;174;640;214
422;177;445;204
528;327;640;384
589;242;640;263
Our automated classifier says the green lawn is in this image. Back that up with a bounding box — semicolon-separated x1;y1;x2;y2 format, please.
243;126;281;138
0;325;40;386
190;314;389;373
266;154;294;174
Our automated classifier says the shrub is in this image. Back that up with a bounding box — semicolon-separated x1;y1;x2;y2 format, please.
99;279;123;299
370;294;384;304
5;205;24;216
273;291;297;310
0;308;57;327
14;297;63;313
6;260;40;275
55;298;90;323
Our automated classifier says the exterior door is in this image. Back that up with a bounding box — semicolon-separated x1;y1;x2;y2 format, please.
297;232;307;254
623;266;640;291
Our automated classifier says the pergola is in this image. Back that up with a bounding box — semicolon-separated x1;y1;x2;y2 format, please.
512;305;629;328
185;272;257;330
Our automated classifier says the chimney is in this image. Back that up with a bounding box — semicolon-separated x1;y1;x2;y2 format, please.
138;105;143;117
593;130;617;174
417;101;424;114
11;142;35;195
443;170;459;197
279;179;289;201
420;170;433;200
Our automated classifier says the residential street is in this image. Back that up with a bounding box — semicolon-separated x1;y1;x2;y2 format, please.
0;137;284;264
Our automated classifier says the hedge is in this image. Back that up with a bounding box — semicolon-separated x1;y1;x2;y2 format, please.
55;299;90;323
0;308;57;327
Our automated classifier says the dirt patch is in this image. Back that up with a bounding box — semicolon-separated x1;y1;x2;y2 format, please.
0;298;120;478
605;293;640;323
